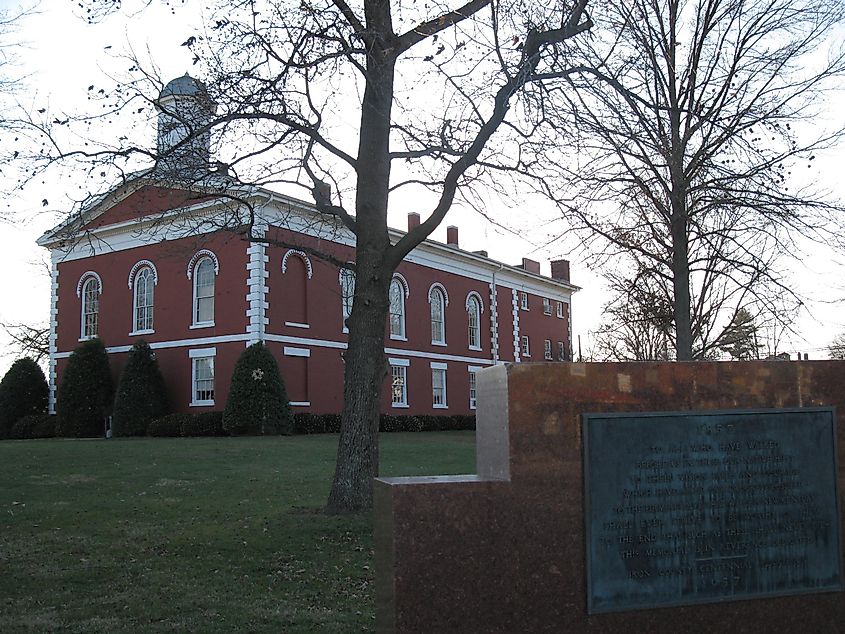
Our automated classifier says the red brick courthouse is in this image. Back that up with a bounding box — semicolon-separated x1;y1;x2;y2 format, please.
39;75;578;417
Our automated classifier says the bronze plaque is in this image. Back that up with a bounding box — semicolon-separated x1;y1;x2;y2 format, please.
583;408;843;614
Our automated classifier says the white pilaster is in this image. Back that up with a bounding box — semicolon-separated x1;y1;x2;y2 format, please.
489;281;499;363
246;223;269;345
48;252;59;413
512;289;520;363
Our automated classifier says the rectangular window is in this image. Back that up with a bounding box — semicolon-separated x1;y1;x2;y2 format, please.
521;335;530;357
190;348;216;406
543;298;552;315
544;339;552;360
431;363;447;408
469;371;477;410
391;364;408;407
520;292;529;310
556;301;564;318
558;341;566;361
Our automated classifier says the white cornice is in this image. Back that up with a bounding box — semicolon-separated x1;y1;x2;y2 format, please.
40;185;579;298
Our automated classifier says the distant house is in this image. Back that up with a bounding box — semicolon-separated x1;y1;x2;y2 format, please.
38;75;578;418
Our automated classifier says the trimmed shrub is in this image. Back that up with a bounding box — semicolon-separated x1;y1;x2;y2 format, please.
293;412;476;435
377;414;476;433
322;413;342;434
0;358;48;439
147;413;187;437
182;411;225;437
9;414;56;439
223;343;292;435
56;338;114;438
293;413;321;434
112;340;169;437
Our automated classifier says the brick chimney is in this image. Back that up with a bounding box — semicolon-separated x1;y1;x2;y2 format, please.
550;259;570;282
520;258;541;274
447;225;459;248
408;212;420;231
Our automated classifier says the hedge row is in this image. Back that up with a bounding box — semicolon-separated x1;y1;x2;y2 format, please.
147;412;225;437
144;412;476;437
8;414;57;440
293;413;476;435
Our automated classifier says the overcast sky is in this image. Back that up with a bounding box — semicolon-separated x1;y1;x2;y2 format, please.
1;0;843;376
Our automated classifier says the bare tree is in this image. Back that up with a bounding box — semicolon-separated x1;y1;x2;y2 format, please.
591;267;674;361
19;1;593;512
1;322;49;364
534;0;845;360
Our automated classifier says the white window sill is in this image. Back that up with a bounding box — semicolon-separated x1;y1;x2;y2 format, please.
285;322;310;329
433;403;448;409
342;326;349;334
470;403;477;410
190;322;215;329
190;400;215;407
391;403;409;409
523;353;531;358
290;401;311;407
432;340;447;347
390;334;407;341
544;311;552;316
78;335;97;342
129;329;155;337
468;345;482;352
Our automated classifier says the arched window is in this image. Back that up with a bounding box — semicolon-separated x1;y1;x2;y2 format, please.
133;267;155;333
467;294;482;350
192;257;216;325
339;268;355;331
80;276;101;339
282;250;311;326
429;286;446;344
389;278;406;339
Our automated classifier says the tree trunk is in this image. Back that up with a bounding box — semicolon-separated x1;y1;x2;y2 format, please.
666;6;693;362
326;19;397;513
326;262;390;513
671;204;693;360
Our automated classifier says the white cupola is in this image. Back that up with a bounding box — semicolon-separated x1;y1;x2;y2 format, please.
155;74;215;178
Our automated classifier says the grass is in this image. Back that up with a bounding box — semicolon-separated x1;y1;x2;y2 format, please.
0;432;476;633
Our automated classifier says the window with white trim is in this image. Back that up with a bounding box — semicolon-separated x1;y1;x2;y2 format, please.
521;335;530;357
391;364;408;407
544;339;552;360
389;278;406;339
556;301;564;318
520;291;528;310
430;286;446;344
469;371;478;410
192;257;216;326
190;349;215;406
81;277;100;339
133;266;155;333
432;367;447;408
558;341;566;361
467;295;481;350
340;268;355;331
543;298;552;315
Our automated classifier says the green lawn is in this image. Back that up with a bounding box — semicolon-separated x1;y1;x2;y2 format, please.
0;432;476;633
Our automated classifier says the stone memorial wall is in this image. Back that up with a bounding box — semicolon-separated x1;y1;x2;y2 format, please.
375;361;845;633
